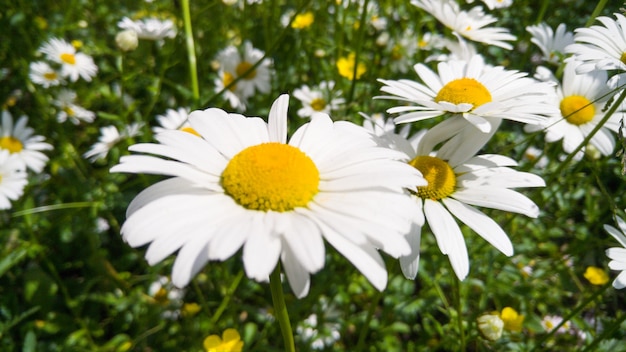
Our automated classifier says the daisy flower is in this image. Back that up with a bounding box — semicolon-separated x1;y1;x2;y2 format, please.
541;315;571;334
526;23;574;65
411;0;516;50
603;212;626;289
117;17;177;41
524;60;623;160
384;31;419;74
38;38;98;82
216;41;272;99
0;150;28;210
293;81;345;118
84;123;143;162
377;55;556;137
110;95;424;298
53;89;96;124
152;107;195;135
393;125;544;280
29;61;63;88
565;13;626;88
0;110;52;173
213;69;248;111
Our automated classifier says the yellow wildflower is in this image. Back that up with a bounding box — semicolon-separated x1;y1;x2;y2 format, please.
204;329;244;352
291;12;314;29
336;53;366;80
584;266;609;285
500;307;524;332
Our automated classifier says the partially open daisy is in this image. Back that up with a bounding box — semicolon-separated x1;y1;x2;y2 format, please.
524;60;623;159
293;81;345;118
38;38;98;82
53;89;96;124
84;123;143;162
0;110;52;173
603;212;626;289
0;150;28;210
377;55;556;134
565;13;626;88
526;23;574;65
393;126;545;280
111;95;424;298
411;0;516;50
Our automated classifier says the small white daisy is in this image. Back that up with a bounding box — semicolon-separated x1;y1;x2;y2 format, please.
293;81;345;118
0;150;28;210
38;38;98;82
393;126;545;280
603;212;626;289
111;95;425;298
541;315;570;334
377;55;557;134
117;17;177;41
53;89;96;124
29;61;63;88
153;107;193;135
411;0;516;50
84;122;143;162
524;60;623;160
526;23;574;64
214;69;248;111
216;41;272;99
565;13;626;88
0;110;52;173
384;31;419;74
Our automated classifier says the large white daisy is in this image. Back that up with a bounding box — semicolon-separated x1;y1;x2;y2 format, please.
565;13;626;88
110;95;424;298
38;38;98;82
389;126;545;280
0;110;52;173
604;212;626;289
377;54;557;148
411;0;516;50
0;150;28;210
524;60;623;159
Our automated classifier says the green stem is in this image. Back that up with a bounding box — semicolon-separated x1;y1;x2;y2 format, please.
181;0;199;105
209;270;245;326
585;0;609;27
269;263;295;352
346;0;370;108
355;289;383;351
452;277;466;351
582;311;626;352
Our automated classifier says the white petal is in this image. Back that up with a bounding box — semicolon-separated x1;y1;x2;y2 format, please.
424;199;469;280
605;224;626;248
281;248;311;299
242;214;282;282
613;270;626;289
281;212;326;273
268;94;289;144
399;222;422;279
443;198;513;256
452;187;540;218
171;238;210;288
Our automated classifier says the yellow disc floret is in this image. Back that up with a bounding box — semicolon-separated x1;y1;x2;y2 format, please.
435;78;492;109
222;142;320;212
310;98;327;112
60;53;76;65
409;156;456;200
0;136;24;153
236;61;257;80
621;52;626;65
560;95;595;125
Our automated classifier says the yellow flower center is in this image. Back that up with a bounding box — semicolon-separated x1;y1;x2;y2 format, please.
560;95;595;125
223;71;237;91
291;12;314;29
221;142;320;212
63;106;75;117
435;78;492;109
0;136;24;153
390;45;403;61
235;61;257;80
310;98;327;111
621;52;626;65
44;71;58;81
60;53;76;65
409;156;456;200
180;126;201;137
